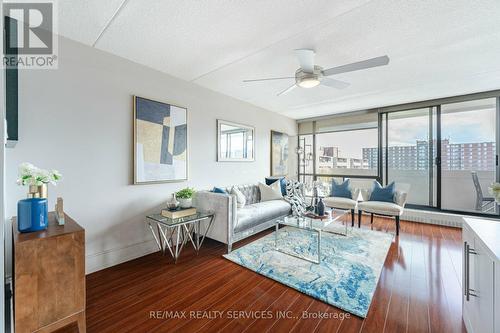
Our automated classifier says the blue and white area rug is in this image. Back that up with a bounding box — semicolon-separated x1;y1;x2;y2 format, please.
224;225;393;317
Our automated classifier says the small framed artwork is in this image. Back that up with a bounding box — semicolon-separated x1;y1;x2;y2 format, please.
133;96;187;184
270;130;289;176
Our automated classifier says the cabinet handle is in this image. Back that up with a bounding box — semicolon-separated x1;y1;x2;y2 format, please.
464;242;468;298
465;242;479;301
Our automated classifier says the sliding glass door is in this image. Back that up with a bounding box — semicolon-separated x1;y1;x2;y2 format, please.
440;98;497;214
380;96;499;215
383;108;438;206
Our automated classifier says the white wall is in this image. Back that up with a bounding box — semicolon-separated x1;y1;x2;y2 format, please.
5;36;297;274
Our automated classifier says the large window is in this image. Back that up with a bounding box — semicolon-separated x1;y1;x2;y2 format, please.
298;92;500;217
316;129;378;177
297;112;380;197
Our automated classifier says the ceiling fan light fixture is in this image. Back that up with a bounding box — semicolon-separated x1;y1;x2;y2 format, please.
297;77;320;88
242;50;389;96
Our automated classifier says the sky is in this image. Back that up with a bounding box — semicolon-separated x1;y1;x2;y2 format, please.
316;129;377;159
390;108;495;146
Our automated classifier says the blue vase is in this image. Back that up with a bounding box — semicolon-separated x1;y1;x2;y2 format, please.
17;198;48;233
317;198;325;216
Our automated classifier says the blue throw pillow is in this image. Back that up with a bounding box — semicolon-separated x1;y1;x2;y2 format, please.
331;179;352;198
212;187;227;194
265;177;287;196
369;181;396;203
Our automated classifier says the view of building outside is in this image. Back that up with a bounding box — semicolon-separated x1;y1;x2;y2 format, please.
318;146;369;171
362;139;496;172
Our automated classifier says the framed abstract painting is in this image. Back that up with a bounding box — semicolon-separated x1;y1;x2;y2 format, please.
270;130;289;176
133;96;187;184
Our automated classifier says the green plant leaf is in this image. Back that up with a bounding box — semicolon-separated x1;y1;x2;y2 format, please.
176;187;196;199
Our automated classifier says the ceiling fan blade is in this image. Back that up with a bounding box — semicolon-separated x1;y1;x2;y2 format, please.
322;55;390;76
243;76;295;83
294;49;315;73
277;83;297;96
321;77;350;89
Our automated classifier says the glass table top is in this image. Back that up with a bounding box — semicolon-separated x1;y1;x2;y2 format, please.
147;211;214;226
277;208;349;231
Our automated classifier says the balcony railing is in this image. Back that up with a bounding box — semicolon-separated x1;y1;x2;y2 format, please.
300;169;497;215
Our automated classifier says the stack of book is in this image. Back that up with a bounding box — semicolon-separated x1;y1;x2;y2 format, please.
161;207;197;219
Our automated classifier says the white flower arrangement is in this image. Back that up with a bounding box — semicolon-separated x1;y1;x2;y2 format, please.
488;182;500;202
17;162;62;186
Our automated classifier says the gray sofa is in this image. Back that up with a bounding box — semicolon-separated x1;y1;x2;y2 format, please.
194;184;293;253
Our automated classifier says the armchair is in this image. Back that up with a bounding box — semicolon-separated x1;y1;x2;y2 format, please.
357;189;408;235
323;188;360;227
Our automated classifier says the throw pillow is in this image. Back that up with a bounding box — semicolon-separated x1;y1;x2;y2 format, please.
265;177;287;195
259;181;283;201
212;187;227;194
231;186;246;208
369;181;396;203
331;179;352;198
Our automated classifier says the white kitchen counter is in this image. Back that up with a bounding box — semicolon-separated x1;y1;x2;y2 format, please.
463;217;500;261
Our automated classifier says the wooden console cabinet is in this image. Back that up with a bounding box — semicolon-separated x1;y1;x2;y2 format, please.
12;212;86;333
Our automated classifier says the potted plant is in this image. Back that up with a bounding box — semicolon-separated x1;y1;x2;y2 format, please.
176;187;195;208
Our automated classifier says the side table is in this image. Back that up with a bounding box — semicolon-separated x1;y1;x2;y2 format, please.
146;212;214;263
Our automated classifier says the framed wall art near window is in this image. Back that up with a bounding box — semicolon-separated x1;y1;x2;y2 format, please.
270;130;289;176
133;96;187;184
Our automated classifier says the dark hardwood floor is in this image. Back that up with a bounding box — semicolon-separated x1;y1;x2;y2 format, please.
59;216;466;333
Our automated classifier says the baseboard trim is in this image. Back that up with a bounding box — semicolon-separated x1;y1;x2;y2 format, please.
86;239;158;274
362;209;465;228
402;209;464;228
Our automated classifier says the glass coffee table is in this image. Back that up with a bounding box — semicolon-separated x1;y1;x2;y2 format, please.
274;209;349;264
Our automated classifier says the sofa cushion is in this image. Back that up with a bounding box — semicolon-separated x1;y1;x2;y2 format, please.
212;187;227;194
222;184;260;204
259;181;283;201
265;177;287;196
323;197;357;210
231;186;246;208
358;200;403;216
235;200;291;233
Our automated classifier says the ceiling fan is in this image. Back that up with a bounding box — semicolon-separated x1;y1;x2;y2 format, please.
243;49;390;96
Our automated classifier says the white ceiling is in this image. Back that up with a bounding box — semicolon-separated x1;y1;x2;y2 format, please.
58;0;500;119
